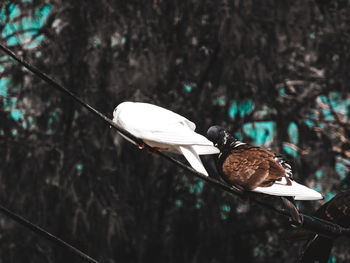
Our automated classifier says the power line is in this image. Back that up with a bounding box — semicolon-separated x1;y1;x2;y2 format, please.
0;204;99;263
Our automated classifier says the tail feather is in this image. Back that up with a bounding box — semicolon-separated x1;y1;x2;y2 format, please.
179;146;209;176
281;196;302;224
253;179;323;200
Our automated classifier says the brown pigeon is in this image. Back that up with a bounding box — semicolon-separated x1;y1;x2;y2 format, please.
206;126;323;200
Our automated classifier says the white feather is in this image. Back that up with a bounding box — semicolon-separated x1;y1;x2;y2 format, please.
253;177;323;200
113;101;219;175
178;146;209;176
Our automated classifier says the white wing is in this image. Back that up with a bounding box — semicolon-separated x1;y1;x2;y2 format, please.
116;101;196;129
114;102;217;149
252;177;323;200
178;146;209;176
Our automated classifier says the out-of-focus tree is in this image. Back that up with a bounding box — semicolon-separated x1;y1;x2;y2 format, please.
0;0;349;262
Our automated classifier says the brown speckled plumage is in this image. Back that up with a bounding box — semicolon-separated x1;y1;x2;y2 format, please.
219;144;290;190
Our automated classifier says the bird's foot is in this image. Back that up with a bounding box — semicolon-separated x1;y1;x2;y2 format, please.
146;146;167;156
281;197;303;226
136;142;157;155
136;142;145;150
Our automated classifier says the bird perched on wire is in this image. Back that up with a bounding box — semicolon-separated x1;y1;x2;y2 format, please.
206;125;323;200
112;102;219;176
206;126;323;222
292;191;350;263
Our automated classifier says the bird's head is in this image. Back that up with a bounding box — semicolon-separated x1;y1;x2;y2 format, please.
207;125;237;151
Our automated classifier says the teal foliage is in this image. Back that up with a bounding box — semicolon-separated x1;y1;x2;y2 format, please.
25;35;45;49
220;204;230;220
220;204;230;212
10;109;24;121
243;121;275;145
0;7;5;24
27;116;35;129
4;97;17;111
2;4;51;47
183;83;197;93
304;119;315;127
184;85;192;93
189;180;203;194
335;160;347;180
318;93;350;121
253;247;265;257
283;144;298;158
315;170;323;179
234;131;243;141
213;97;225;106
288;122;298;144
0;56;11;72
9;4;21;19
1;77;26;125
322;108;333;121
111;34;126;47
279;87;285;96
228;101;238;117
76;163;83;175
313;185;322;192
175;200;183;207
328;255;336;263
229;99;254;118
325;192;336;202
48;110;57;125
0;77;10;97
93;37;101;46
11;128;18;137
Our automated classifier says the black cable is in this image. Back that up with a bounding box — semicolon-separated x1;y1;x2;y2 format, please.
0;42;349;241
0;204;99;263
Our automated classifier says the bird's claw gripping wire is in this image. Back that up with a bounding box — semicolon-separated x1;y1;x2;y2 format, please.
137;142;145;150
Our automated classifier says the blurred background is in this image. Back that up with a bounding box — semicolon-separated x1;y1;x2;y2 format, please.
0;0;350;262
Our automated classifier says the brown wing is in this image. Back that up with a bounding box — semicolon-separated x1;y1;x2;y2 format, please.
220;145;286;190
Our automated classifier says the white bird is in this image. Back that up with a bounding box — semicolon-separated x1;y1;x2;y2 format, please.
112;101;219;176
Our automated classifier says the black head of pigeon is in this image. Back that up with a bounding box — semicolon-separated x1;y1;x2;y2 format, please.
206;125;240;151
